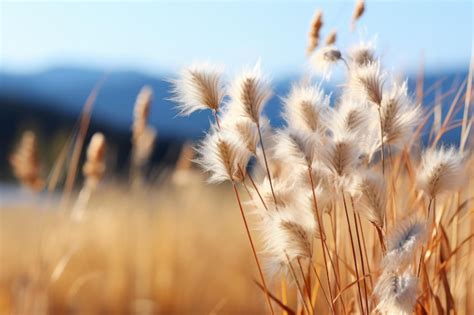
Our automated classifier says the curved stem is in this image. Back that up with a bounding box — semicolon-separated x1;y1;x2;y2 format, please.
357;213;373;288
257;123;278;210
341;190;365;315
308;167;335;314
232;182;275;315
286;254;310;315
247;172;268;211
350;198;369;313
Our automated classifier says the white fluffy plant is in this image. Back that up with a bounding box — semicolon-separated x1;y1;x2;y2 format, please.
171;34;469;314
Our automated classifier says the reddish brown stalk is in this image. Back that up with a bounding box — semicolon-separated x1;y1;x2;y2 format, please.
328;210;347;314
254;281;296;315
350;198;370;313
257;122;279;210
341;191;365;315
297;257;314;314
307;167;335;314
322;241;347;314
310;263;332;311
231;182;275;315
241;176;254;200
332;274;371;306
215;110;268;212
247;171;268;210
216;109;269;212
376;226;387;254
285;254;311;315
356;213;373;287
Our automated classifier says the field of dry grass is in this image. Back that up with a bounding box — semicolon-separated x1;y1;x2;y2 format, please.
1;1;473;314
1;156;473;314
0;176;267;314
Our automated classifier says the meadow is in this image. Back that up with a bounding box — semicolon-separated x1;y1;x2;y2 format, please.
1;1;473;314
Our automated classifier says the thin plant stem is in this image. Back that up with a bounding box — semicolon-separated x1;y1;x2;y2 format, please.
322;242;347;314
297;257;314;315
418;197;433;277
350;197;369;314
310;263;332;312
377;107;385;175
328;210;347;314
285;253;311;315
238;169;254;200
247;171;268;210
341;190;365;315
257;122;278;210
231;182;275;315
376;226;387;254
217;110;267;212
357;212;373;288
307;167;335;314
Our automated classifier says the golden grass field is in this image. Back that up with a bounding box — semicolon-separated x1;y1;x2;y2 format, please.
1;153;473;314
0;176;263;314
1;2;473;314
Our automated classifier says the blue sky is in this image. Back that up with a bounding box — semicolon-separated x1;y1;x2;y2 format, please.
0;1;472;76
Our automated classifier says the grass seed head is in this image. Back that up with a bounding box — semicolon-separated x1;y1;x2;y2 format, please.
9;130;44;191
171;62;225;116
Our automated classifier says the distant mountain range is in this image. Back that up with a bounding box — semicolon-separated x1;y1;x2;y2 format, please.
0;66;470;181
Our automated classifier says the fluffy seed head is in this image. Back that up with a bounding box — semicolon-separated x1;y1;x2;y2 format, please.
384;218;426;269
282;84;331;134
325;30;337;46
134;86;153;123
171;62;225;116
307;9;323;54
380;81;421;147
273;129;320;169
83;133;106;189
348;41;376;67
258;177;298;210
310;46;342;79
258;202;317;277
355;170;387;228
221;114;260;154
351;0;365;30
195;129;251;183
9;130;43;190
228;63;272;124
132;126;157;167
348;61;385;106
417;147;466;198
132;86;153;143
374;271;418;315
322;132;360;178
331;98;371;138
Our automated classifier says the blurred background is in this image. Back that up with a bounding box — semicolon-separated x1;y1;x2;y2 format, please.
0;2;473;313
0;0;472;181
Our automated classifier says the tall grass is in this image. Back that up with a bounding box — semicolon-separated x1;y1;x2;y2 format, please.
169;3;473;314
2;1;473;314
